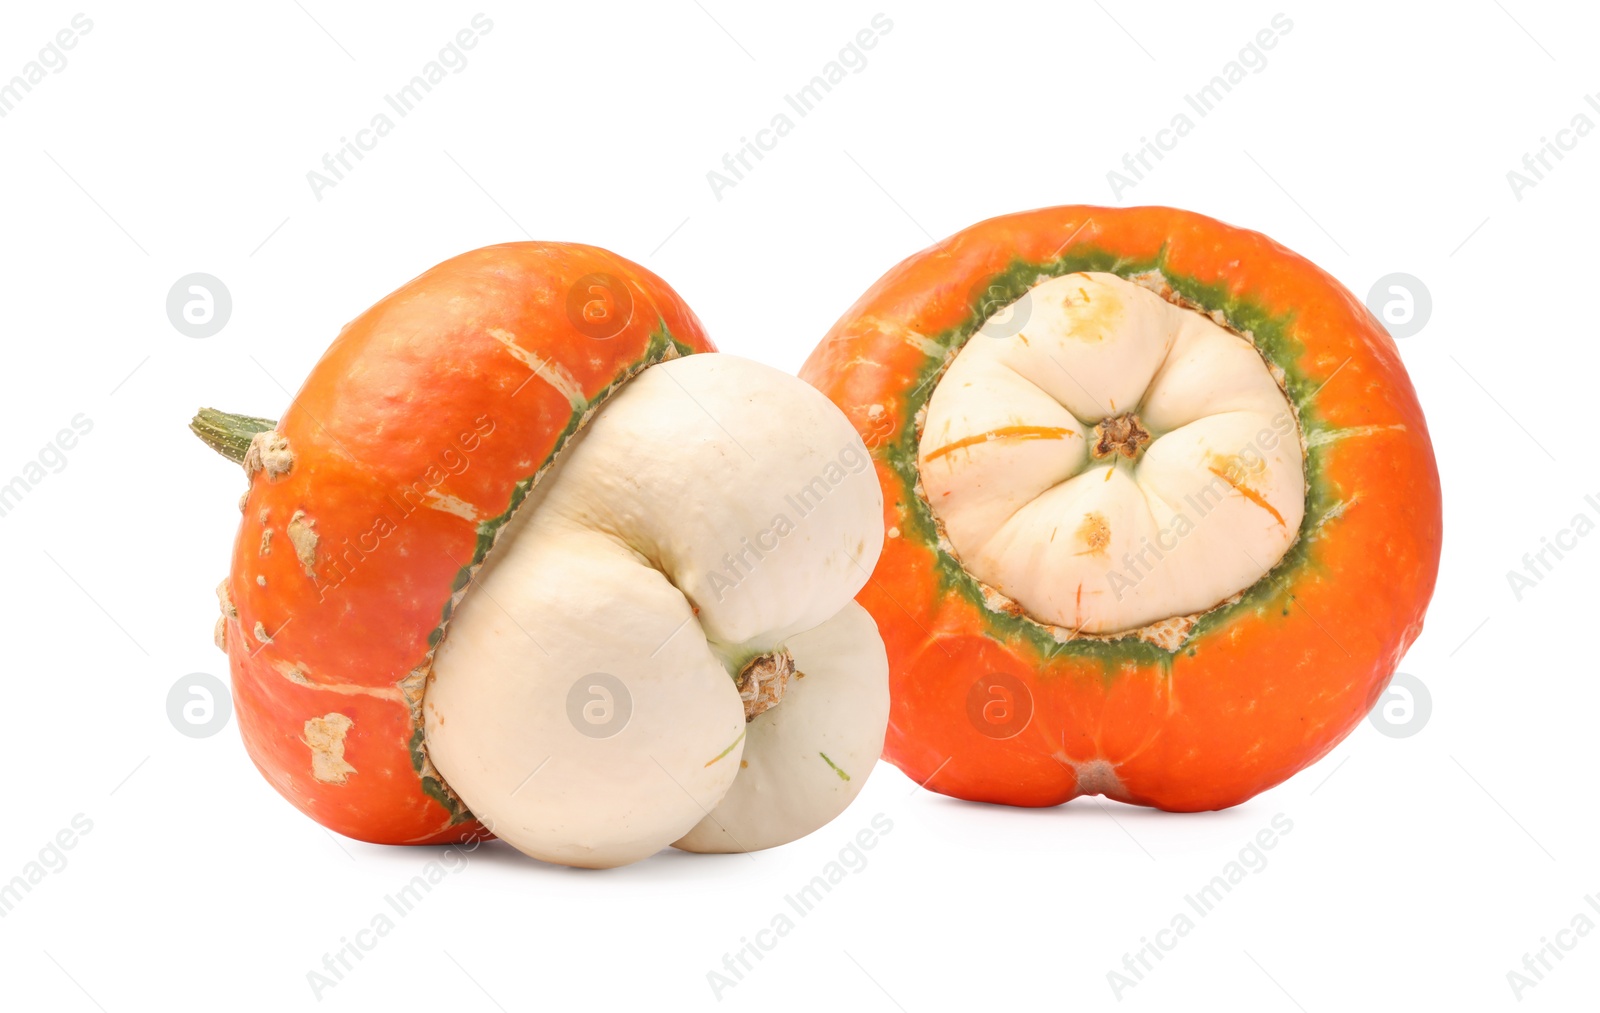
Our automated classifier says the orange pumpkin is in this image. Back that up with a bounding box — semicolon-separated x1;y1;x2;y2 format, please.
799;205;1442;811
199;243;712;844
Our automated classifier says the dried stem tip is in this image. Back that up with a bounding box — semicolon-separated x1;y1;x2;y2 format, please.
1091;412;1152;461
737;648;797;722
191;408;278;466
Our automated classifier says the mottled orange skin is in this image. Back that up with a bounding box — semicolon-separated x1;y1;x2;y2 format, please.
801;206;1442;811
221;243;713;844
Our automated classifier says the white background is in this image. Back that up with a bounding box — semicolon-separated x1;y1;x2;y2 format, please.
1;1;1595;1009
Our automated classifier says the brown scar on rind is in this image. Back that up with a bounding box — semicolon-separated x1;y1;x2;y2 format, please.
1070;758;1125;797
216;579;238;619
214;579;238;652
243;430;295;482
1138;615;1197;652
303;713;357;784
275;661;404;702
287;511;319;577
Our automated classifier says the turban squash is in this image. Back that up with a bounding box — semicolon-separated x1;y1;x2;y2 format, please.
198;243;888;866
799;205;1442;811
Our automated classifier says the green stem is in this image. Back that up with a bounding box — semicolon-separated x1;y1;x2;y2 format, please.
190;408;277;466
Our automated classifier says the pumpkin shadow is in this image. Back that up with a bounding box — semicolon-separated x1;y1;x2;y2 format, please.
926;792;1275;825
351;835;767;881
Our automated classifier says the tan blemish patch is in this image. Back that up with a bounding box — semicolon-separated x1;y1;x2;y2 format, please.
1137;615;1197;651
278;663;313;687
1058;280;1124;341
253;621;272;644
856;315;941;357
273;661;405;702
1071;758;1125;797
259;528;272;555
256;575;266;586
425;491;480;522
1126;269;1169;297
487;327;585;408
287;511;319;577
213;616;227;652
215;579;237;619
243;430;294;482
1075;511;1111;557
1306;423;1407;448
303;713;357;784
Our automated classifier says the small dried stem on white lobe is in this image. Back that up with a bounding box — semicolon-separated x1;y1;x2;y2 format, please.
737;648;796;722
